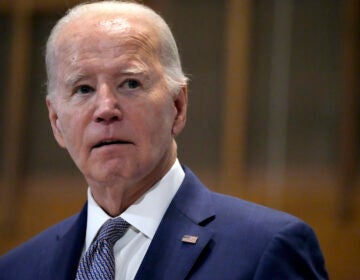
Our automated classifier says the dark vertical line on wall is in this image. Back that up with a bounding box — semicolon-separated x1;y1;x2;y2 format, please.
0;0;32;234
266;0;293;208
339;0;360;223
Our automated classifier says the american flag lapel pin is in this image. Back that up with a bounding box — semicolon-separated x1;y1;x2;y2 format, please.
181;235;198;244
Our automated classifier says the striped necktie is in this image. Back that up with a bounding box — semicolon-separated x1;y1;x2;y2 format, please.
76;217;130;280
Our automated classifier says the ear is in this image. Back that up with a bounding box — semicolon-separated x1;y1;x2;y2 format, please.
172;85;188;136
46;97;66;148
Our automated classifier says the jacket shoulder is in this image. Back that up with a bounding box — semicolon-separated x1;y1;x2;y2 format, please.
0;213;81;279
211;191;303;232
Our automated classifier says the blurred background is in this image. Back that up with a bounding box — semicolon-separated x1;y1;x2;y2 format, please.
0;0;359;278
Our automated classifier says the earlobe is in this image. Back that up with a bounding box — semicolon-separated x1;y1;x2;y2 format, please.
46;97;66;148
172;85;188;136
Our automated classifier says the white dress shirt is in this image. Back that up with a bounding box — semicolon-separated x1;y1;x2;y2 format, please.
84;159;185;280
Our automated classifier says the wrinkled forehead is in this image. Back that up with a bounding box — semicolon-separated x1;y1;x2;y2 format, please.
53;12;160;62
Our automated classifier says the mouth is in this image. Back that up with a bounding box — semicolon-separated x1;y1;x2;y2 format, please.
93;139;133;149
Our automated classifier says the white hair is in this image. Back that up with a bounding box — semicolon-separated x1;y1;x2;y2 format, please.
45;0;188;98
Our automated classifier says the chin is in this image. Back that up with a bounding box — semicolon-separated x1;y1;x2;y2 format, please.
88;161;135;184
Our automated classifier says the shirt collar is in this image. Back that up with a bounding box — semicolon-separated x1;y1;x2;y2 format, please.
85;159;185;250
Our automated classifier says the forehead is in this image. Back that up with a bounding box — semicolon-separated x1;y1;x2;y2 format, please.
54;12;160;66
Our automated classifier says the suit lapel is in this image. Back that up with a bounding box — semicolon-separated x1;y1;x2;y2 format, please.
44;203;87;280
135;166;215;280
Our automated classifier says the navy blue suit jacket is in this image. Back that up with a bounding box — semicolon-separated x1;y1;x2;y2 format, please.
0;166;328;279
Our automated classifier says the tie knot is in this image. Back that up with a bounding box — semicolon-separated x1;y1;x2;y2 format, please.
97;217;130;247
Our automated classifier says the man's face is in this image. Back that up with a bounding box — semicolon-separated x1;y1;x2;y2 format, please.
47;14;187;193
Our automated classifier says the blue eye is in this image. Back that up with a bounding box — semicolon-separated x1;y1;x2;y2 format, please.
75;85;94;94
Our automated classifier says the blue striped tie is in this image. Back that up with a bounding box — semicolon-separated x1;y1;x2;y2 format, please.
76;217;130;280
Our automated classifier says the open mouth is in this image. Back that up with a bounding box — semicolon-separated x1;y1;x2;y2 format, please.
93;140;132;149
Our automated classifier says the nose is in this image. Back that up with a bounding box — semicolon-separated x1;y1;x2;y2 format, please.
94;85;122;124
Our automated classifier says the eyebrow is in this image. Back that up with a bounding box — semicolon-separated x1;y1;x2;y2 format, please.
117;67;152;85
64;71;86;88
63;65;150;88
119;66;148;76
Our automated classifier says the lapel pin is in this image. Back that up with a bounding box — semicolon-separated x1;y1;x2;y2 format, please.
181;235;198;244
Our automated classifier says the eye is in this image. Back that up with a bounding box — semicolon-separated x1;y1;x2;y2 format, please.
122;79;141;89
74;85;95;95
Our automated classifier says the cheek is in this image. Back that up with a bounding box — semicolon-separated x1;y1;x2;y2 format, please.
127;106;165;148
142;102;175;143
58;112;85;151
146;97;175;125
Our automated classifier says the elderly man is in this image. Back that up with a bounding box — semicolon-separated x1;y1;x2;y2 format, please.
0;1;328;279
